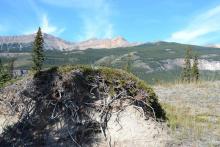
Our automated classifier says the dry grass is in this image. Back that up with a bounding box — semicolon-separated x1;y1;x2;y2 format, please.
154;81;220;147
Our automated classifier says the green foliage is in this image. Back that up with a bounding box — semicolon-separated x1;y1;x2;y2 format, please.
98;56;114;67
181;47;192;83
123;53;132;72
32;27;45;72
0;58;11;87
0;58;3;74
8;58;16;79
181;48;200;83
56;64;166;120
192;55;199;82
58;64;157;98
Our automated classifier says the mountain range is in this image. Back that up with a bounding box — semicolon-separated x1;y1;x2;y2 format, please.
0;33;220;84
0;33;141;51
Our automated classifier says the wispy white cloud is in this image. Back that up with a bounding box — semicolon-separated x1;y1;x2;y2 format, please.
24;14;65;35
41;15;65;34
79;12;114;40
27;0;43;18
41;0;109;11
41;0;115;40
167;5;220;45
22;0;65;35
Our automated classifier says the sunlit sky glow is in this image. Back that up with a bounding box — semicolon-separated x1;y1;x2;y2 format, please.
0;0;220;45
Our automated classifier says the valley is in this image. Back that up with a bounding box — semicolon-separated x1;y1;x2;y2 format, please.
1;35;220;84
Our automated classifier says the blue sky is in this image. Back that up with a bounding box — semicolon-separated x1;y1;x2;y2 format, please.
0;0;220;45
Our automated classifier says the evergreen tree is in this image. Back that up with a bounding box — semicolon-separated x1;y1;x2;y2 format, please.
181;47;192;83
0;58;10;86
192;55;199;82
8;58;16;78
32;27;45;72
0;58;3;74
123;53;132;72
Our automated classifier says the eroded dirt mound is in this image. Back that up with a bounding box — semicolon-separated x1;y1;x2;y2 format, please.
0;66;168;146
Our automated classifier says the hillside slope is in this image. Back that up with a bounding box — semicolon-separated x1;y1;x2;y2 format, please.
1;41;220;84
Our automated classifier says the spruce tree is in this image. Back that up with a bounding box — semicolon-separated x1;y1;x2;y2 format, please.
8;58;16;78
124;53;132;72
0;58;10;86
181;47;192;83
32;27;45;72
0;58;3;74
192;55;199;82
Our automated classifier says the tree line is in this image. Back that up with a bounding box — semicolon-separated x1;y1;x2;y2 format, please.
181;47;199;83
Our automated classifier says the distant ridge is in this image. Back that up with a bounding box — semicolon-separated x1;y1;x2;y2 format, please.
0;33;142;51
207;44;220;48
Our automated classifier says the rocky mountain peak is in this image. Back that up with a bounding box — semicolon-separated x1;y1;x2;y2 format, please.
114;36;126;40
0;34;142;51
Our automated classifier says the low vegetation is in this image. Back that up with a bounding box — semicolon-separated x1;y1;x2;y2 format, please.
154;81;220;146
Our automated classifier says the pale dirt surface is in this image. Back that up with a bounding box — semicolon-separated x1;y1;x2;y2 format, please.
0;106;170;147
154;81;220;147
0;71;170;146
0;102;170;147
0;115;18;134
94;106;170;147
